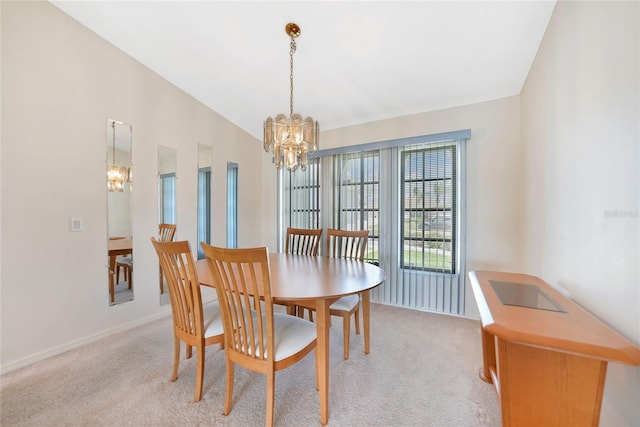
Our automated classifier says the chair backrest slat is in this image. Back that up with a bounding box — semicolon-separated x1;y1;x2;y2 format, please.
327;229;369;261
285;227;322;256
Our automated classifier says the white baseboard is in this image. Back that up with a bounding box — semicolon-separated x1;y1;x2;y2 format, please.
1;310;172;375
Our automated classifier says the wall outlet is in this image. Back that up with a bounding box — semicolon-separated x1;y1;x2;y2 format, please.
70;217;83;232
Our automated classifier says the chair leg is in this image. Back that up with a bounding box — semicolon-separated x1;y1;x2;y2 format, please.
186;345;193;359
109;273;115;303
354;307;360;335
171;336;180;382
266;370;275;427
127;266;132;289
194;345;205;402
343;314;351;360
223;357;234;415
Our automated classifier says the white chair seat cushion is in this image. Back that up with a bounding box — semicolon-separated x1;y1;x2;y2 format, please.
202;301;224;338
272;313;317;361
330;294;359;311
237;313;316;360
117;256;132;265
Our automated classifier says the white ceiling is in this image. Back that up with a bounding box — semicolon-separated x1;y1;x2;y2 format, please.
50;1;556;140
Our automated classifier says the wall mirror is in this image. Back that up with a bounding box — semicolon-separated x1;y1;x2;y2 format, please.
107;119;133;306
197;144;212;259
158;145;177;306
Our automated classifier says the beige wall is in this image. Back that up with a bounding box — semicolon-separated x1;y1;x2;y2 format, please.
521;1;639;425
1;2;263;372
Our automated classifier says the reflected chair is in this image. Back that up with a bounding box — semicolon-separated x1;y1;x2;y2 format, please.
156;223;177;294
151;238;223;402
326;228;369;360
285;227;322;317
114;234;134;290
109;236;126;303
201;243;318;427
159;223;177;242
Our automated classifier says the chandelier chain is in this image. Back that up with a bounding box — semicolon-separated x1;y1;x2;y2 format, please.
112;120;116;163
289;38;296;117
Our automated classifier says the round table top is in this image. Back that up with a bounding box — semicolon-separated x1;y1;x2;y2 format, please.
197;252;385;301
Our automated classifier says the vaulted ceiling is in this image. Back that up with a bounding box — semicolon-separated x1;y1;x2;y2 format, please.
51;1;556;140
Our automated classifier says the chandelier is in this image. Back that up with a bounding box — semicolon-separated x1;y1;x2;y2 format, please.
107;120;130;192
264;23;319;172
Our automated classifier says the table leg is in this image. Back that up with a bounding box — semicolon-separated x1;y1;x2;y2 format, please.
316;299;330;425
361;290;371;354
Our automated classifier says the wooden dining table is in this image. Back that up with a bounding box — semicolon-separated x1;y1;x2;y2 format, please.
108;238;132;303
196;252;385;425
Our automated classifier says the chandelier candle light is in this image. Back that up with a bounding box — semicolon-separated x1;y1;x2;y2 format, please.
264;23;319;172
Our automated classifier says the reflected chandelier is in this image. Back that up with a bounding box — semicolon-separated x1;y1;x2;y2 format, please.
107;121;130;192
264;23;319;172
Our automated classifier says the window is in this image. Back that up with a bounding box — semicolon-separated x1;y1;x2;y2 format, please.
333;151;380;264
197;167;211;259
159;173;176;224
227;162;238;248
401;142;456;273
285;157;320;229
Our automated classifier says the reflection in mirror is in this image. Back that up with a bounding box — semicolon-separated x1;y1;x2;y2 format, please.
197;145;212;259
158;145;177;306
107;119;133;306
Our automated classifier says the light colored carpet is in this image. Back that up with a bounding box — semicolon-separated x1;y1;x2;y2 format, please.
0;303;501;426
112;279;134;305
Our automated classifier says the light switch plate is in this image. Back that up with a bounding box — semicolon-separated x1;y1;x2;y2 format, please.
70;217;83;232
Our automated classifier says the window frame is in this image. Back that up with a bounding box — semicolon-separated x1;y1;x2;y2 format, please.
399;142;457;273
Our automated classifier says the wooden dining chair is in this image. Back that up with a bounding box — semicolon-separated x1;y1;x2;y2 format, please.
285;227;322;256
326;228;369;360
151;238;224;402
201;243;318;427
156;223;177;295
285;227;322;317
158;223;177;242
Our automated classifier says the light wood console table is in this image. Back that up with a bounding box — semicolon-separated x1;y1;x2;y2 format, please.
469;270;640;427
